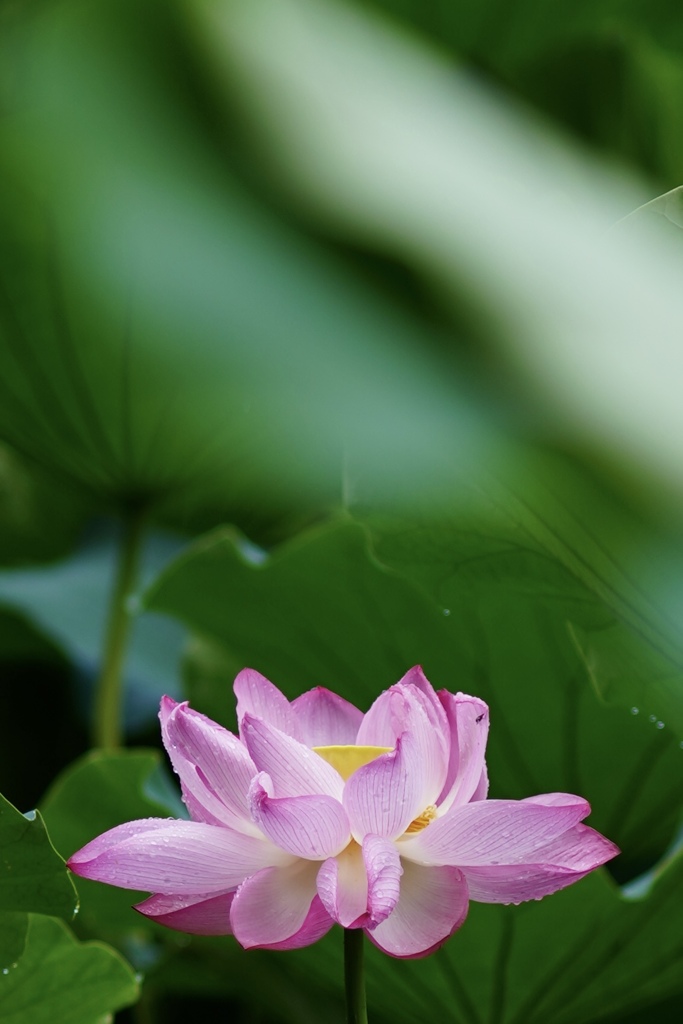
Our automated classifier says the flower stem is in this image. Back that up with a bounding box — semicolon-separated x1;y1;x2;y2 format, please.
92;504;147;750
344;928;368;1024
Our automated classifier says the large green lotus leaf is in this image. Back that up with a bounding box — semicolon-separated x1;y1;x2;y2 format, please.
144;518;457;714
355;446;683;737
40;751;184;941
0;0;496;534
0;913;28;973
0;444;91;569
0;793;77;920
281;855;683;1024
0;915;139;1024
144;517;683;874
195;0;683;514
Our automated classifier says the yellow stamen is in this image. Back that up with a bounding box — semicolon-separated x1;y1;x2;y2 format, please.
405;804;437;834
313;744;392;780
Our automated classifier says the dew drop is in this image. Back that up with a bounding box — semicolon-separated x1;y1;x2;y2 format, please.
649;715;657;723
443;608;451;617
630;707;639;715
656;721;665;730
2;969;8;975
679;741;683;749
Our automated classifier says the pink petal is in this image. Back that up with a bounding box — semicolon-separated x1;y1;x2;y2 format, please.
67;818;291;894
230;860;328;948
317;842;367;927
367;861;469;958
363;834;403;927
249;774;350;858
160;698;258;833
259;895;334;950
317;836;402;928
134;891;235;934
343;734;425;840
471;764;489;802
291;687;363;746
436;691;489;812
234;668;296;737
462;824;619;903
241;714;344;800
397;667;450;755
403;797;592;867
356;684;447;808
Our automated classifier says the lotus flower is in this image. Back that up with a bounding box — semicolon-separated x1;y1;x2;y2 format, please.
68;667;618;958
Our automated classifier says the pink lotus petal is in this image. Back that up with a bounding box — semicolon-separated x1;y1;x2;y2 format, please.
367;861;469;958
362;834;403;927
344;734;425;841
356;684;447;808
160;698;258;833
356;684;409;747
230;861;325;948
462;823;619;902
403;797;592;867
471;764;489;802
234;668;296;737
317;835;402;928
291;687;363;746
317;842;367;927
259;894;334;950
436;691;489;812
397;666;450;758
249;774;350;858
67;818;290;894
241;714;344;800
134;891;235;934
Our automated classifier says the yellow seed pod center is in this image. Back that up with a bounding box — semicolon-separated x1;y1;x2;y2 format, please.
313;744;392;780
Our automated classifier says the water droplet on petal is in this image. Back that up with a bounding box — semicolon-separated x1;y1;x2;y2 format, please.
656;721;665;730
649;715;657;723
630;707;639;715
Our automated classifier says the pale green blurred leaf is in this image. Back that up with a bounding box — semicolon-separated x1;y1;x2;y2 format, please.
197;0;683;510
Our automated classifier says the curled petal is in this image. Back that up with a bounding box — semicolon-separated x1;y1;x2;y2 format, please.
291;687;363;746
160;697;258;832
344;734;425;840
242;714;344;800
234;668;296;737
436;691;489;812
403;796;592;867
367;862;469;958
249;774;350;859
230;860;329;948
134;891;235;934
363;834;402;927
67;818;290;894
317;836;402;929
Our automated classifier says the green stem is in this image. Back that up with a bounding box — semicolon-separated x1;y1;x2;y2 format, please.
92;505;147;749
344;928;368;1024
